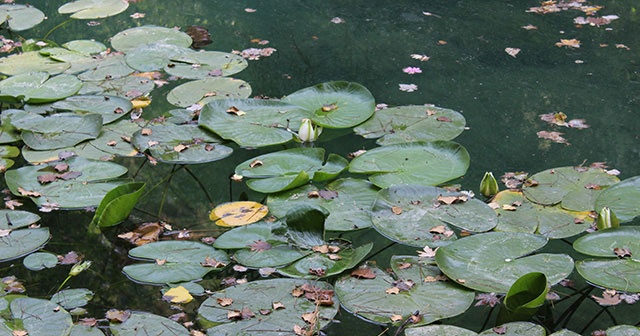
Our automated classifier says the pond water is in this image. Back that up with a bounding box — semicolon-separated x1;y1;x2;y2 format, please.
1;0;639;335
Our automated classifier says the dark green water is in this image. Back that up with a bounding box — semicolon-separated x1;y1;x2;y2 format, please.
2;0;639;335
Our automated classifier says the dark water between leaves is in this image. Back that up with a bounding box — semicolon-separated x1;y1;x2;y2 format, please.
2;0;639;335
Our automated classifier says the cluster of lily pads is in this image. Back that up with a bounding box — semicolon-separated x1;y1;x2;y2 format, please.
0;1;639;335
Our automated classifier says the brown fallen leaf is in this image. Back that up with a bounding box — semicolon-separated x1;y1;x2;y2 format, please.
105;309;131;323
592;290;622;306
505;47;521;57
386;287;400;295
614;247;632;258
273;301;285;310
436;195;468;205
312;245;329;254
248;240;272;252
141;128;152;135
249;160;263;168
301;312;317;324
417;246;437;258
390;314;403;322
217;297;233;306
173;144;188;152
391;206;403;215
555;38;581;48
537;131;570;145
201;256;226;268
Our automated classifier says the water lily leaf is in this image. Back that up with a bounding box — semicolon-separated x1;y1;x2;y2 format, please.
497;272;549;324
198;278;338;335
123;241;228;285
573;226;640;257
478;322;546;335
235;147;348;194
50;288;94;309
4;156;128;209
125;43;194;72
77;54;134;81
549;330;581;336
209;201;268;227
39;44;105;75
0;210;48;262
606;325;640;336
111;25;192;53
198;98;308;147
267;178;378;231
354;105;466;145
167;77;252;108
78;75;155;97
371;185;496;248
7;297;73;335
282;81;375;128
165;51;248;79
0;4;44;31
493;190;591;239
51;95;132;124
348;141;470;188
435;232;574;293
91;182;145;228
23;252;58;271
0;111;21;144
596;175;640;222
131;123;232;164
109;312;189;336
575;259;640;292
0;145;19;170
335;255;474;326
14;112;102;150
405;325;478;336
70;324;106;336
58;0;129;19
62;40;107;55
0;72;82;104
285;204;328;248
0;209;41;229
278;242;373;278
0;51;70;76
523;166;620;211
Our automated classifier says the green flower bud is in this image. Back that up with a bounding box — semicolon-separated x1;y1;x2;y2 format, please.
297;118;322;142
596;207;619;231
69;261;92;276
479;172;499;198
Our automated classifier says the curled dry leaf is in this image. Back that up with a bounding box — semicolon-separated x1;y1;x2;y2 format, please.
391;206;403;215
351;267;376;279
272;301;285;310
417;246;437;258
436;195;468;205
505;47;521;57
248;240;272;252
385;287;400;295
592;291;622;306
217;297;233;306
614;247;632;258
555;39;581;48
301;312;317;324
537;131;570;145
249;160;263;168
105;309;131;323
201;256;226;268
390;314;403;322
18;187;41;197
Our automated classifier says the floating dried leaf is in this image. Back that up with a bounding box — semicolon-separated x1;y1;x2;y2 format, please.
248;240;272;252
505;47;521;57
351;267;376;279
391;206;403;215
217;297;233;306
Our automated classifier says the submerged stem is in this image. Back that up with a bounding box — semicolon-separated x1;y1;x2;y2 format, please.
43;19;72;40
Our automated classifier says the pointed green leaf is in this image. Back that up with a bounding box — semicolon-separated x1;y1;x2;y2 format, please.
91;182;145;228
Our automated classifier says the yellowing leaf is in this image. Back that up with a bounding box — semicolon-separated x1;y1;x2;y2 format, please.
209;201;268;227
131;96;151;109
555;39;581;48
163;286;193;304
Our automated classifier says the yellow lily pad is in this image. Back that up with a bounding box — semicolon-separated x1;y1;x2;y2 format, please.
162;286;193;304
209;201;268;227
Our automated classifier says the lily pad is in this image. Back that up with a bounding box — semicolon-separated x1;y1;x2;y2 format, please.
13;112;102;150
23;252;58;271
348;141;470;188
122;241;229;285
4;156;128;209
267;178;378;231
278;242;373;278
405;325;478;336
4;297;73;335
0;72;82;104
371;185;497;247
407;322;546;336
51;95;132;124
0;4;46;31
167;77;252;108
50;288;94;309
335;255;474;326
282;81;375;128
595;175;640;222
91;182;145;228
209;201;268;227
198;98;308;148
435;232;574;293
165;51;248;78
235;147;348;194
110;26;192;53
354;105;466;145
0;110;21;144
78;75;155;98
62;40;107;55
58;0;129;19
0;51;70;76
110;312;189;336
493;190;591;239
574;226;640;257
198;278;338;335
0;210;49;262
0;145;19;171
522;166;620;212
125;43;194;72
76;54;134;81
575;259;640;292
131;123;232;164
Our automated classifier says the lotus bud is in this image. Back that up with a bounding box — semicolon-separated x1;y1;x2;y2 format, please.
479;172;499;198
297;118;322;143
596;207;619;231
69;261;92;276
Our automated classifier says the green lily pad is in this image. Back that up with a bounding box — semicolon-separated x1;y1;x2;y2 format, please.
125;43;194;72
122;241;229;285
132;123;232;164
335;256;474;326
165;51;248;79
595;175;640;222
606;325;640;336
78;75;155;98
348;141;470;188
51;95;132;124
70;324;105;336
13;112;102;150
522;166;620;211
435;232;574;293
0;110;22;144
405;325;478;336
236;147;348;194
110;312;189;336
198;98;308;148
91;182;145;228
0;4;45;31
5;297;73;335
278;242;373;278
4;156;128;209
50;288;93;309
0;51;70;76
354;105;466;145
0;72;82;104
576;259;640;292
282;81;375;128
574;226;640;257
267;178;378;231
493;190;591;239
23;252;58;271
0;145;19;170
62;40;107;55
58;0;129;19
478;322;546;335
77;54;134;81
371;185;497;247
110;26;192;53
0;210;49;262
198;278;338;335
167;77;252;108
